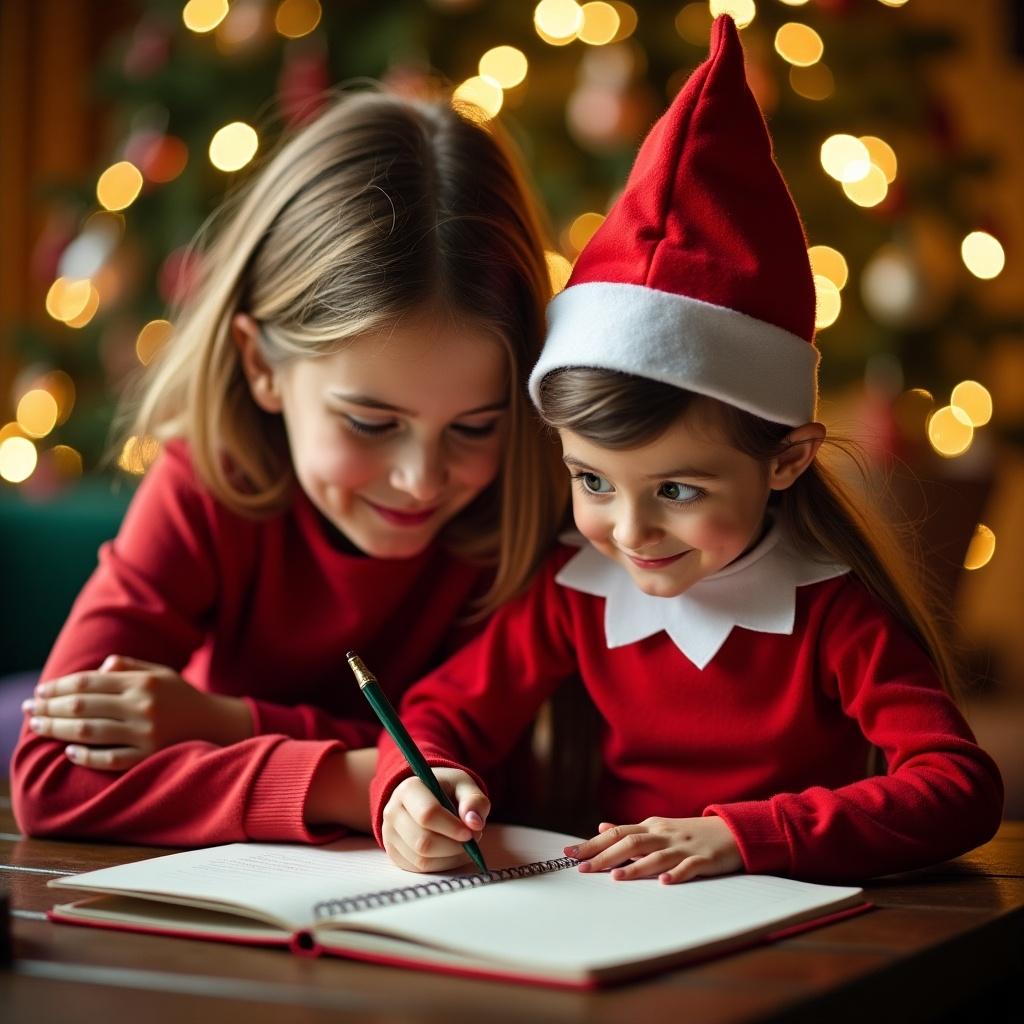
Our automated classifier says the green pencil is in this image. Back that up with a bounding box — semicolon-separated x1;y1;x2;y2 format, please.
346;651;488;873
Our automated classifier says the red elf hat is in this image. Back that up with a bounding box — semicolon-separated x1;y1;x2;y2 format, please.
529;15;819;427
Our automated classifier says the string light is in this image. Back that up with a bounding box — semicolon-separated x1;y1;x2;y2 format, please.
96;161;144;211
274;0;322;39
774;23;823;67
808;245;849;290
182;0;229;34
16;390;59;439
961;231;1005;280
534;0;583;44
709;1;756;30
813;275;841;330
136;319;174;365
860;135;897;183
546;251;573;293
878;0;911;8
842;164;888;207
0;436;37;484
209;122;259;172
927;405;974;458
963;524;996;571
45;278;92;323
578;2;620;45
453;77;504;119
479;46;528;89
820;135;871;183
950;380;993;427
64;284;100;329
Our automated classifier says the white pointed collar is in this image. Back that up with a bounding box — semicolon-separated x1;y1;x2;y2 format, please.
555;524;849;669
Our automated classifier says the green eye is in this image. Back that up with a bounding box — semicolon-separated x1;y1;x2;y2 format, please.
659;482;702;503
579;472;613;494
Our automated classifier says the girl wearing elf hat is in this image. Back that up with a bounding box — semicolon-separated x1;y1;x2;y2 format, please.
371;16;1003;882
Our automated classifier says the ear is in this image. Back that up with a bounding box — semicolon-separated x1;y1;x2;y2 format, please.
231;313;283;413
768;422;825;492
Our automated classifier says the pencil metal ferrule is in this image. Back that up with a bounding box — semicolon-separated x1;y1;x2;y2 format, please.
346;652;375;690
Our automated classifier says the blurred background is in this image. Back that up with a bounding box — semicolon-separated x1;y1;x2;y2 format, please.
0;0;1021;809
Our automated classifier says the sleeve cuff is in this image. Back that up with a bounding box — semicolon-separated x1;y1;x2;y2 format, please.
244;738;349;843
244;697;316;739
704;801;793;876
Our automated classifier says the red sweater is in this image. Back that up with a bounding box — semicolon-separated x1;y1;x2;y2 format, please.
12;441;488;846
372;546;1004;881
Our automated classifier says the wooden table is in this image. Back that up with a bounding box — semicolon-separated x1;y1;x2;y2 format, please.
1;785;1021;1024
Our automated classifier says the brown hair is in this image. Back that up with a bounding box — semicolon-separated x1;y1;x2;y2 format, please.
122;89;567;613
537;367;961;700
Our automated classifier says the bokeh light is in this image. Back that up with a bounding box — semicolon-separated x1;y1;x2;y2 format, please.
963;524;996;571
807;245;848;290
546;251;574;293
820;135;871;183
675;4;711;46
453;76;504;118
927;405;974;458
118;435;161;476
41;370;76;425
534;0;584;43
209;122;259;172
709;1;756;30
608;2;637;41
860;135;898;183
136;319;174;365
16;390;59;439
0;436;37;484
813;275;841;330
182;0;229;34
274;0;322;38
951;380;993;427
50;444;84;478
567;212;605;254
479;46;528;89
45;278;92;323
96;161;144;211
842;164;889;207
774;23;823;67
65;284;100;329
789;62;833;101
961;231;1005;280
578;2;620;45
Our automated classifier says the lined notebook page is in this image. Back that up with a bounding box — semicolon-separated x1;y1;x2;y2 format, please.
329;869;862;972
51;826;581;928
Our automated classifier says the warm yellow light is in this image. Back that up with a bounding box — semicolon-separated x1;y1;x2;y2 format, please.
16;390;59;439
778;0;811;5
578;2;620;45
479;46;528;89
842;165;889;207
96;161;144;211
534;0;584;41
118;435;161;476
0;422;24;444
209;122;259;172
568;212;605;255
813;275;841;330
136;319;174;365
893;388;935;438
182;0;229;33
878;0;911;8
964;524;996;571
860;136;897;183
774;23;823;66
675;3;712;45
546;251;574;294
65;285;100;329
274;0;321;38
608;2;637;41
42;370;76;424
0;436;37;483
961;231;1005;280
927;405;974;458
951;380;993;427
709;0;756;30
453;77;504;119
820;134;871;183
51;445;84;478
45;277;92;323
789;62;833;100
807;245;848;290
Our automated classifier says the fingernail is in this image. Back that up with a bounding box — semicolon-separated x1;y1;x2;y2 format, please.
578;861;592;873
65;746;81;760
21;699;36;713
564;845;579;857
35;684;49;697
465;811;484;829
29;717;41;730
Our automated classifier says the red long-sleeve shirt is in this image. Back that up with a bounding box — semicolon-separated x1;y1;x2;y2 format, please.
11;441;488;846
372;546;1003;881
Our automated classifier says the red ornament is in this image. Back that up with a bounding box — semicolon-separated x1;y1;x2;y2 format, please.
277;46;331;126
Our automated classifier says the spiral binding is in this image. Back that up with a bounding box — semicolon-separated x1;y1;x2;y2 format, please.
313;855;579;921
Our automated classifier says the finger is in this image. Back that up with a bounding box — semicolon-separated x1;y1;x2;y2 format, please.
566;823;644;861
398;780;473;841
28;715;143;746
611;848;682;881
659;855;715;885
385;809;469;873
453;782;490;832
580;832;661;874
100;654;164;673
65;745;144;772
597;821;618;833
24;694;131;721
36;673;128;699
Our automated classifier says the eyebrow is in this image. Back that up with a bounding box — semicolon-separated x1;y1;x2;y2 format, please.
562;455;718;480
327;392;507;417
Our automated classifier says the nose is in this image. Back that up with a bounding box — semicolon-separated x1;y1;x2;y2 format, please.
389;439;448;504
612;500;662;552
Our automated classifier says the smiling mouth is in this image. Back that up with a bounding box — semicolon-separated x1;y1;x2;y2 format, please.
624;551;687;569
364;499;441;527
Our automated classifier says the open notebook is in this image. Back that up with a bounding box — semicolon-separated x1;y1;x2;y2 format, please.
49;824;867;988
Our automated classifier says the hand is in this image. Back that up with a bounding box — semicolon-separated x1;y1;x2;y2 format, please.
381;769;491;873
24;655;253;771
565;815;743;884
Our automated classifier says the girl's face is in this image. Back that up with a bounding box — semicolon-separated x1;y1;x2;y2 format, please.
242;309;508;558
559;405;810;598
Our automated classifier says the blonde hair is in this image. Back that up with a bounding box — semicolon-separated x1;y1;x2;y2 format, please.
123;89;567;614
537;368;961;701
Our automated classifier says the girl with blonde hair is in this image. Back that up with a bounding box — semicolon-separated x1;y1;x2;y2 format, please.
13;89;566;845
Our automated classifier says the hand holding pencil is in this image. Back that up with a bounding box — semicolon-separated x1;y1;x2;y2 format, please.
348;652;490;874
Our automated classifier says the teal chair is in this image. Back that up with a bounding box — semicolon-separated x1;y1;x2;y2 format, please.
1;479;132;766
